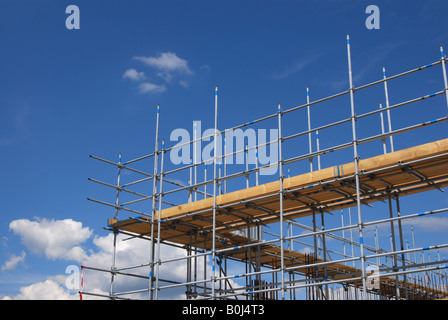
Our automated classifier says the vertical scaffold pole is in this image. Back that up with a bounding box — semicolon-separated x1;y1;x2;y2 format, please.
149;104;160;300
411;225;417;265
155;140;165;300
219;163;222;195
110;152;122;299
341;210;347;264
193;231;198;297
110;230;117;299
316;130;321;170
80;265;84;300
277;102;286;300
320;209;329;299
188;158;192;203
194;121;199;201
388;193;400;299
395;194;408;299
224;137;227;193
245;144;249;188
346;34;367;299
441;45;448;113
212;85;218;299
382;67;394;152
311;208;319;298
379;103;387;154
348;207;355;267
255;147;259;186
307;86;313;172
374;226;380;268
204;163;207;199
114;153;122;221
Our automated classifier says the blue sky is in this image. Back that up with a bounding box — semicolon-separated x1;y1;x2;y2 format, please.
1;1;448;299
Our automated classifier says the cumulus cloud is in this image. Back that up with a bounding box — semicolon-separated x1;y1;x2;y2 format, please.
122;68;146;81
134;52;192;75
4;217;241;300
1;251;26;272
82;233;240;299
138;82;167;94
9;218;92;262
123;52;194;95
4;279;79;300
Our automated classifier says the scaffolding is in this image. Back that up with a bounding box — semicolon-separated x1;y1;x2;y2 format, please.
82;35;448;300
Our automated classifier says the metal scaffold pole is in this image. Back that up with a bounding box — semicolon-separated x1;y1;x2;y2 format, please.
277;102;286;300
212;85;218;299
379;103;387;154
346;33;367;299
441;45;448;112
109;152;122;299
316;130;321;170
395;194;409;299
307;86;313;172
149;104;160;300
383;67;395;152
194;121;198;201
388;193;400;299
155;139;165;300
320;209;329;299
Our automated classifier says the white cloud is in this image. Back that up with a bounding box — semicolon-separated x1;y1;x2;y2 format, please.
9;218;92;262
138;82;167;94
1;251;26;272
134;52;192;75
157;71;173;83
124;52;195;95
5;218;241;300
4;279;78;300
81;233;240;300
123;68;146;81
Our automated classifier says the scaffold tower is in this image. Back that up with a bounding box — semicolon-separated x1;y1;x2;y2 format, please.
82;34;448;300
